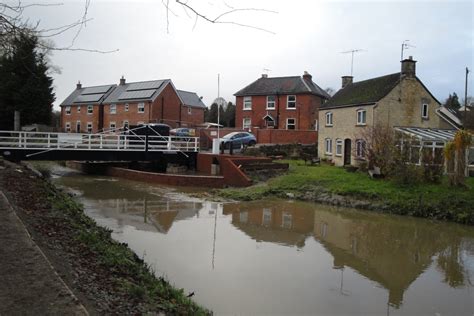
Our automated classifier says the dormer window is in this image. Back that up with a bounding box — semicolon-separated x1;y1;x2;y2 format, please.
325;112;333;126
356;109;366;125
421;103;429;119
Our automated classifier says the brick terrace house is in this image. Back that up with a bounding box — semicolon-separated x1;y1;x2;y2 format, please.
235;72;330;132
60;77;206;133
318;57;454;166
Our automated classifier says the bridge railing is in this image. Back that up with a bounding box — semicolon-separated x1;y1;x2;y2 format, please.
0;131;199;152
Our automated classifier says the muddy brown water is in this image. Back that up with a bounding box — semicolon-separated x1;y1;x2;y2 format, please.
51;166;474;315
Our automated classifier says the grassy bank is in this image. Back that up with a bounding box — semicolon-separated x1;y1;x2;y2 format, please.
219;161;474;225
0;160;209;314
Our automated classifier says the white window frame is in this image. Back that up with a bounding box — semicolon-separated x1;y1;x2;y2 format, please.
325;138;332;155
314;119;319;131
110;122;116;130
243;118;251;130
65;122;71;133
77;105;81;113
287;95;296;109
87;105;93;115
243;96;252;110
356;139;366;159
110;104;116;114
421;103;429;119
125;103;129;112
266;96;276;110
325;112;333;126
356;109;367;125
87;122;93;133
65;106;71;115
138;102;145;113
335;139;343;156
188;107;192;114
286;118;296;130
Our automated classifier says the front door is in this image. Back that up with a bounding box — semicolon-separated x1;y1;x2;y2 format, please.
76;121;81;133
344;139;351;165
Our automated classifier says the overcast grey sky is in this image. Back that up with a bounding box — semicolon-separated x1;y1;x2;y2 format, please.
22;0;473;109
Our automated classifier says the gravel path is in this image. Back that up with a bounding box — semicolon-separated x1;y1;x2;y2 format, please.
0;189;88;315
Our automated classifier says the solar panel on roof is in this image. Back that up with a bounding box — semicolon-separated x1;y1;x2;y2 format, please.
82;85;113;95
118;89;156;100
126;81;163;91
74;94;104;103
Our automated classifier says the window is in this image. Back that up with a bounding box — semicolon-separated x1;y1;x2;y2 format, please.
243;118;251;130
262;209;272;226
77;105;81;113
123;121;129;129
243;96;252;110
239;211;248;223
266;96;276;109
110;104;116;114
65;106;71;115
188;107;192;114
110;122;116;130
138;102;145;113
421;103;429;119
124;103;129;112
286;118;296;130
65;122;71;132
325;138;332;154
287;95;296;109
282;212;292;229
325;112;333;126
87;122;93;133
87;105;93;114
336;139;343;156
357;109;367;125
356;140;366;158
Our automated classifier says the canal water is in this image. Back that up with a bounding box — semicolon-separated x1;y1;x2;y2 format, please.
51;166;474;315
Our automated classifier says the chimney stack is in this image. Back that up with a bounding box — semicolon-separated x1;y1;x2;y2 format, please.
76;81;82;89
303;71;312;81
261;74;268;78
401;56;416;78
120;76;126;85
341;76;353;88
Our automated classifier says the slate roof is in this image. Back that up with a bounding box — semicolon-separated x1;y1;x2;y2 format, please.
60;84;116;106
177;90;206;108
103;79;170;104
322;73;401;109
234;76;330;99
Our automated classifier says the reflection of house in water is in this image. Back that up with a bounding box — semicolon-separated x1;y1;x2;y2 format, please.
312;208;468;308
223;202;315;248
95;198;202;233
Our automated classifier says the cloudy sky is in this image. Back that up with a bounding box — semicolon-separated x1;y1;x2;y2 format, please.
22;0;473;109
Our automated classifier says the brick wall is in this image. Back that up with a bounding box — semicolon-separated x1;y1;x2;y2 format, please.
180;106;205;127
236;94;322;130
251;128;317;144
103;101;150;130
61;104;101;133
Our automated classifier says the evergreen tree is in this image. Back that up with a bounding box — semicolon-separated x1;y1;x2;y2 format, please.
0;34;55;130
223;102;236;127
205;103;219;123
444;92;461;110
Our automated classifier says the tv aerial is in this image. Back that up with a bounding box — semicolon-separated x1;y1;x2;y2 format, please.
340;49;366;77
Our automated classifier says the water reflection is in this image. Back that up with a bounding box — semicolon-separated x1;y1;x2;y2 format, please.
55;173;474;315
224;201;474;310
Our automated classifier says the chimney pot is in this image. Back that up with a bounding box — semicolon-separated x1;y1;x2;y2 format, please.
261;74;268;78
401;56;417;77
76;81;82;89
303;71;312;82
341;76;353;88
120;76;126;85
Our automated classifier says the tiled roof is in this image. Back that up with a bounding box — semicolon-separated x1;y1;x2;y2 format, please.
60;84;116;106
234;75;330;99
177;90;206;108
103;79;170;104
322;73;401;109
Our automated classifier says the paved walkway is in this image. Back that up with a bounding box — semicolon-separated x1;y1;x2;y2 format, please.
0;190;88;315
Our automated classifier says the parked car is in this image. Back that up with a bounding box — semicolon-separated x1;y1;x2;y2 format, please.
170;127;196;137
220;132;256;149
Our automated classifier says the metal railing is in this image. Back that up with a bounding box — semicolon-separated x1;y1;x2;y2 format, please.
0;131;199;152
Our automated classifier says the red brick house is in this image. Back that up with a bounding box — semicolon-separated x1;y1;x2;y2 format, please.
234;72;330;132
60;77;206;132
